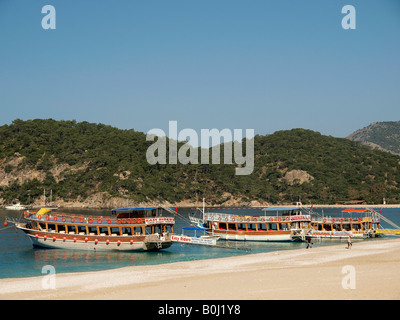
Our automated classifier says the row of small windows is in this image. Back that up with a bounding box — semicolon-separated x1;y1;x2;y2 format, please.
37;223;173;236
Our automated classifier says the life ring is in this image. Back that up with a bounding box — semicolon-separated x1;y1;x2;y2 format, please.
106;218;111;224
218;217;222;221
278;217;282;222
269;217;273;222
246;217;250;222
137;218;142;224
122;218;127;224
253;217;258;222
62;216;67;222
357;217;361;222
37;215;42;220
260;217;265;222
225;217;228;222
332;218;336;223
232;217;236;222
340;218;344;222
98;217;103;224
24;212;29;218
117;219;122;224
349;218;353;222
53;213;58;221
71;216;75;223
323;218;327;223
132;218;137;224
88;217;93;224
80;215;84;223
126;218;131;224
45;215;50;221
285;216;290;221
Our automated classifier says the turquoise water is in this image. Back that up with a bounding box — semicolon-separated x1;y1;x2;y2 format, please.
0;207;399;279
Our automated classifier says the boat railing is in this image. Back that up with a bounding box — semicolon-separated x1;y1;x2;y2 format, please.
312;216;381;223
204;212;311;223
23;211;175;225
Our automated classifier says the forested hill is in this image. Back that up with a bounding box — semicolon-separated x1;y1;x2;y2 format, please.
347;121;400;155
0;119;399;207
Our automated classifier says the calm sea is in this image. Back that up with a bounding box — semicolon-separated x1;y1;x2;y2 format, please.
0;207;399;279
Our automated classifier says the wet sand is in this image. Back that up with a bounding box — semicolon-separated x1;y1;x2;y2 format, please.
1;238;400;300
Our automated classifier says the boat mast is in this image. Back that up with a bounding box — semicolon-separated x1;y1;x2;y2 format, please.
202;198;205;223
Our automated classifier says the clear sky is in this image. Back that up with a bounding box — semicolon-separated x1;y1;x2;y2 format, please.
0;0;399;141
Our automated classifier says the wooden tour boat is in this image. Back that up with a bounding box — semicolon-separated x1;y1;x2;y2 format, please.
196;206;312;242
14;207;175;251
307;208;382;240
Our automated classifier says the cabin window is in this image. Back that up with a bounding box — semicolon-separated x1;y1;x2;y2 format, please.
237;223;246;231
121;227;132;236
47;224;56;232
99;227;109;236
39;222;47;231
259;223;267;231
110;227;121;236
218;223;227;230
144;225;153;234
268;223;277;231
58;224;66;233
77;226;87;235
323;224;332;231
342;224;351;231
333;224;342;231
352;223;361;230
300;222;309;229
88;226;98;235
164;225;172;233
67;225;77;234
133;226;142;235
280;223;289;230
247;224;257;231
228;223;236;231
311;222;317;229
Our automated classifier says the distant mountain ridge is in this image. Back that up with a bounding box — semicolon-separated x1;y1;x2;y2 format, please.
347;121;400;155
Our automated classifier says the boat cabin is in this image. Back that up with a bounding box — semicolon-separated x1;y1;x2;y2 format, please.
112;207;166;219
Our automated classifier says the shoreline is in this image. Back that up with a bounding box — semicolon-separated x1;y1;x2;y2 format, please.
5;204;400;210
1;238;400;300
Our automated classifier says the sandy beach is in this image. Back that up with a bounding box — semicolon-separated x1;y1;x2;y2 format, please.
1;238;400;300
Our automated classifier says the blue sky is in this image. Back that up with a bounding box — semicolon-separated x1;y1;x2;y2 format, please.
0;0;399;141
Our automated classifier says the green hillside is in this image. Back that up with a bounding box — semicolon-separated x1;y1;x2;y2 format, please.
347;121;400;155
0;119;399;207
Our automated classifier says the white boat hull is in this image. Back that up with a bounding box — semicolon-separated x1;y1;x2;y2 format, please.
210;230;294;242
307;231;367;240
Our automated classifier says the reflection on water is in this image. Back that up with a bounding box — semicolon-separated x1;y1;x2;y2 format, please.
0;207;399;279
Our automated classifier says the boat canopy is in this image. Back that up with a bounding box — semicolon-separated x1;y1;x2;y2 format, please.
341;209;367;213
36;208;51;216
262;206;309;211
182;226;207;231
112;207;158;211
